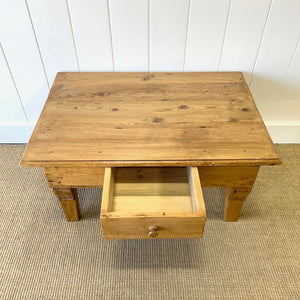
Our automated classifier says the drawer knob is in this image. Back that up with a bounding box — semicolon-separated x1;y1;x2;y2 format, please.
148;226;158;238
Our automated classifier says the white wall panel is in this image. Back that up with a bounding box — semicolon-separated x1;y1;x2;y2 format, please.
0;0;49;123
266;124;300;143
0;125;34;143
262;40;300;123
0;0;300;142
109;0;148;71
250;0;300;122
0;45;27;124
219;0;271;84
150;0;190;71
185;0;230;71
27;0;79;85
67;0;113;71
261;100;300;124
280;40;300;104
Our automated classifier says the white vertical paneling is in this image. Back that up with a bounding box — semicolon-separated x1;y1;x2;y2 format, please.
219;0;272;84
250;0;300;120
0;0;49;123
109;0;148;71
0;45;27;124
27;0;79;85
0;0;300;142
263;40;300;123
150;0;190;71
280;40;300;103
184;0;230;71
67;0;113;71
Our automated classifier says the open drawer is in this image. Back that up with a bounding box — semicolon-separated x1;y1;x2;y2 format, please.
100;167;206;239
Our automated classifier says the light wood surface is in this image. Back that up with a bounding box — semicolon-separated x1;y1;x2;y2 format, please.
43;166;104;188
112;196;193;212
222;166;259;221
20;72;280;224
45;165;259;222
52;188;80;221
41;166;259;189
199;166;259;188
224;187;253;222
100;167;206;239
20;72;280;167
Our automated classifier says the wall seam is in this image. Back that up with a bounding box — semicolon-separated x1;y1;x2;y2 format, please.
107;0;115;72
148;0;151;73
25;0;50;89
249;0;273;87
278;38;300;101
0;43;30;123
183;0;192;72
217;0;232;71
66;0;80;72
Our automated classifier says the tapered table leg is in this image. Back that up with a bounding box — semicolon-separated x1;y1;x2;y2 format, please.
224;187;252;222
52;188;80;221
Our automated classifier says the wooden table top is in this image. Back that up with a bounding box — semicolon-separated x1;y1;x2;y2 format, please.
21;72;281;167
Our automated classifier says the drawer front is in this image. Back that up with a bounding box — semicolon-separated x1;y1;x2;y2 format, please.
101;215;205;239
100;167;206;239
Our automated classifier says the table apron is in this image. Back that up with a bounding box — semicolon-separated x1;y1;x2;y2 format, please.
43;166;259;189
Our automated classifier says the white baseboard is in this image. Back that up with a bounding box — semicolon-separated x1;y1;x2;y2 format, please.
266;124;300;143
0;124;35;143
0;124;299;144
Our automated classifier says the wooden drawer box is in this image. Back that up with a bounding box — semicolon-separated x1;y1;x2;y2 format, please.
100;167;206;239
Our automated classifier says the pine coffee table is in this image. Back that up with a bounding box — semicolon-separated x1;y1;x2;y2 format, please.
20;72;281;239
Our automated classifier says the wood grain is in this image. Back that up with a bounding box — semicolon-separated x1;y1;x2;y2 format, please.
100;167;206;239
52;188;80;221
42;165;258;189
100;167;114;214
198;166;259;188
101;217;206;239
112;196;193;212
20;72;281;167
43;165;259;222
224;187;252;222
43;166;104;188
219;165;259;221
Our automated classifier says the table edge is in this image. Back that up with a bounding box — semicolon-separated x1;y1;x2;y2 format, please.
21;72;281;169
20;158;282;168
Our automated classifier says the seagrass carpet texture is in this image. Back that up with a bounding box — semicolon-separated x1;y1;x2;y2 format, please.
0;145;299;299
